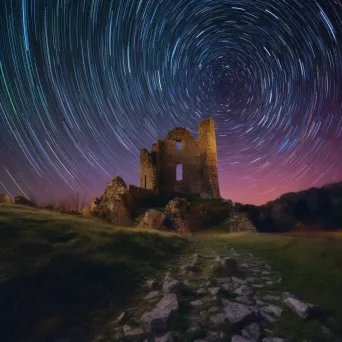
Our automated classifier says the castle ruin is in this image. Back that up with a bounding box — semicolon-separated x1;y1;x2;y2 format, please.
140;117;220;199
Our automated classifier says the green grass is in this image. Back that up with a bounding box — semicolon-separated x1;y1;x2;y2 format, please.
192;232;342;339
0;204;187;342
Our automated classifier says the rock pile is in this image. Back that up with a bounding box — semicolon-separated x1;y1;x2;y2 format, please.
221;213;257;233
0;193;14;204
93;249;328;342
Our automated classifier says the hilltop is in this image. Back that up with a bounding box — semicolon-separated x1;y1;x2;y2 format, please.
237;181;342;232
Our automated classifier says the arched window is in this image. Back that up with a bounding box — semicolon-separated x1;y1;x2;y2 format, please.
144;175;147;188
176;140;182;150
176;163;183;181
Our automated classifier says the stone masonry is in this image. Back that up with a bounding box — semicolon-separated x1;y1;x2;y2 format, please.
140;118;221;199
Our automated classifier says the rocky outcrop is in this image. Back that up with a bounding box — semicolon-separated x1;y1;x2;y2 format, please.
138;210;166;230
164;197;192;233
0;193;14;204
222;212;257;233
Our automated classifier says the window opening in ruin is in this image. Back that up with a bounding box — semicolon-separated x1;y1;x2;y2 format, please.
176;140;182;150
176;163;183;181
144;175;147;188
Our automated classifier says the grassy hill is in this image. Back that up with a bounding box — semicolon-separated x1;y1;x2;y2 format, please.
237;181;342;232
0;204;187;342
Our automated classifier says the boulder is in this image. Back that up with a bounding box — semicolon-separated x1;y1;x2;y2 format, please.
223;301;259;325
123;325;145;339
95;176;133;225
241;322;262;341
155;332;178;342
234;285;254;297
14;196;37;207
138;210;166;230
162;275;185;295
89;197;100;214
164;197;191;232
141;294;178;334
283;296;316;319
81;208;92;217
0;193;14;204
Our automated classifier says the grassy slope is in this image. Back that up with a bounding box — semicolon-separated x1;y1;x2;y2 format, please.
0;204;187;342
194;232;342;339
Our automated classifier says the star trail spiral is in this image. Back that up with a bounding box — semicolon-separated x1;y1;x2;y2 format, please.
0;0;341;205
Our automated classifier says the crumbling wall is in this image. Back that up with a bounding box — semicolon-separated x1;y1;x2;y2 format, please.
140;148;157;191
159;127;201;195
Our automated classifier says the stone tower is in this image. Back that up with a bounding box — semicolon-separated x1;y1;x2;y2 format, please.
140;117;220;199
198;117;221;199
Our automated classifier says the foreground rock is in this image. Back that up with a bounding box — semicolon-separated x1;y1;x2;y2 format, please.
138;209;166;230
141;294;179;334
283;293;317;319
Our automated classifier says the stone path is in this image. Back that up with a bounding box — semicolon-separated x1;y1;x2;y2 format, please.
92;239;338;342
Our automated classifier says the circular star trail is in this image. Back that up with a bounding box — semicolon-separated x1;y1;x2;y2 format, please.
0;0;341;205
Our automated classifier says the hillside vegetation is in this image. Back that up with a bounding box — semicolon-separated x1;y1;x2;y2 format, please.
0;204;187;342
238;181;342;232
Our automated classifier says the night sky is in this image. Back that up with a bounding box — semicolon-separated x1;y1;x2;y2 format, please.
0;0;341;205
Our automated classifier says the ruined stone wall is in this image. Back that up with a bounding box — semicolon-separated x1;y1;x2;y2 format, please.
140;148;157;191
198;118;221;199
140;118;221;199
128;185;154;204
158;127;201;195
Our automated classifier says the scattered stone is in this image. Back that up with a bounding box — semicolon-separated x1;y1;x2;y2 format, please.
231;335;254;342
190;299;204;307
234;285;254;297
264;264;272;270
116;311;128;324
221;283;233;291
262;271;271;276
263;295;281;302
262;338;288;342
123;325;145;339
266;281;274;285
283;297;316;319
259;311;277;323
155;331;177;342
223;301;259;324
246;277;259;284
216;277;232;284
162;275;185;295
141;294;179;334
145;279;158;290
197;288;207;295
201;279;218;287
208;306;220;313
208;287;223;296
241;263;249;268
145;291;160;300
180;264;198;273
235;296;255;305
241;322;262;341
262;304;284;317
232;277;247;285
209;313;226;325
